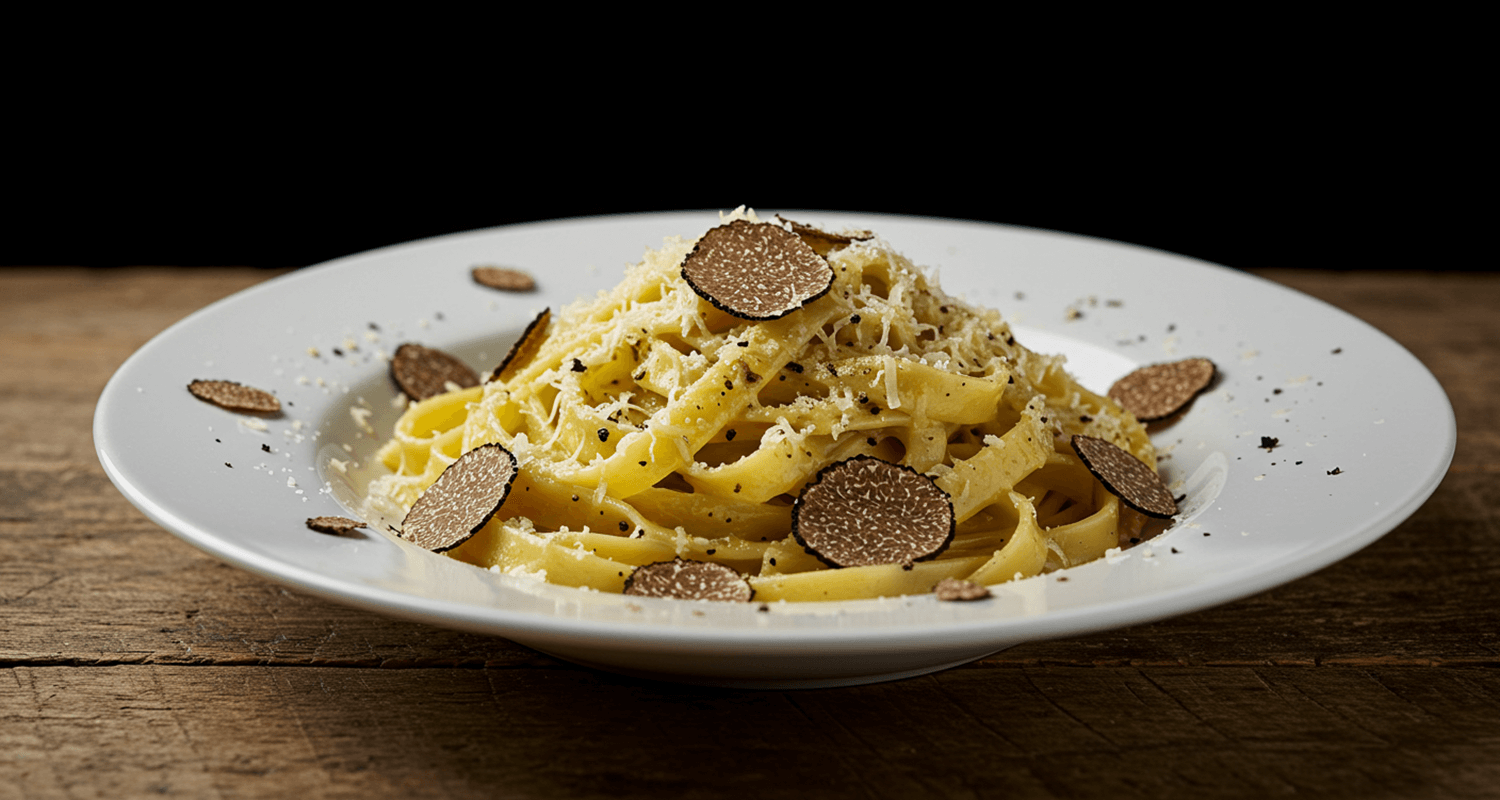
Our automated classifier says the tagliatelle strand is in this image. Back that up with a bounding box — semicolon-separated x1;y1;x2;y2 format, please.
364;208;1157;601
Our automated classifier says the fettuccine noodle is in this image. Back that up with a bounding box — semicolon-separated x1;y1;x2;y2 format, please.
363;209;1155;601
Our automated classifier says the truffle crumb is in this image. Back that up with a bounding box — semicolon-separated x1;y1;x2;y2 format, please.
306;516;365;536
934;577;991;601
472;265;537;292
187;380;281;414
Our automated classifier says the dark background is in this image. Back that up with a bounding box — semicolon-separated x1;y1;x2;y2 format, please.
8;5;1476;276
8;143;1409;273
7;57;1450;273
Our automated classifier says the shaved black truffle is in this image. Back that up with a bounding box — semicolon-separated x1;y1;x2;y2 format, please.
1071;435;1177;519
1108;358;1216;421
623;558;754;602
491;307;551;384
390;344;480;401
792;456;955;568
680;220;834;320
774;214;875;246
399;443;517;551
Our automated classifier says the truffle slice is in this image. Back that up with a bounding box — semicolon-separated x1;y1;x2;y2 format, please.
390;343;480;401
775;214;876;247
490;307;551;384
934;577;991;601
471;265;536;292
1071;435;1177;519
623;558;755;602
399;443;517;551
681;220;834;320
187;380;281;413
306;516;365;536
792;456;955;568
1108;358;1216;421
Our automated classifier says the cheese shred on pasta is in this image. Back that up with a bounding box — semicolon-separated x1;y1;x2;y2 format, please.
363;209;1156;601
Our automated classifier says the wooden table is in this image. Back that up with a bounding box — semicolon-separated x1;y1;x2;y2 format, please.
4;267;1497;799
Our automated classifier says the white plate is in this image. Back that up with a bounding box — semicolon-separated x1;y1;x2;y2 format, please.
95;211;1455;688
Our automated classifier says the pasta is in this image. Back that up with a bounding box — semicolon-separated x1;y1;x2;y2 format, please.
362;209;1158;602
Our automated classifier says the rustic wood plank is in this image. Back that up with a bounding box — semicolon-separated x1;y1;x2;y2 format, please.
4;664;1499;799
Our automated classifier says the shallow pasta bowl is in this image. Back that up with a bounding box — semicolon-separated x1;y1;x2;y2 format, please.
95;211;1455;688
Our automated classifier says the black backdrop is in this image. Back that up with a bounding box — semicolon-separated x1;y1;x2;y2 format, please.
6;99;1429;273
6;16;1466;275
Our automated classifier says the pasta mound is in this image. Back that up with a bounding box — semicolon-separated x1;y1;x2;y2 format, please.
364;209;1156;602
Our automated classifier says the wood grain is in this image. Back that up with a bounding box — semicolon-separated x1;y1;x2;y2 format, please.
5;665;1499;799
3;266;1498;799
